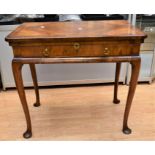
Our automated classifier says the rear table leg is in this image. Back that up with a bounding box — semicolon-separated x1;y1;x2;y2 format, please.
113;62;121;104
29;64;41;107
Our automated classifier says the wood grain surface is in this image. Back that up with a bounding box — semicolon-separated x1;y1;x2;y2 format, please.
12;42;140;58
5;20;147;44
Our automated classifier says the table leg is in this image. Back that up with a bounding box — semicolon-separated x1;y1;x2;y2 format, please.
29;64;40;107
12;61;32;138
113;62;121;104
122;58;141;134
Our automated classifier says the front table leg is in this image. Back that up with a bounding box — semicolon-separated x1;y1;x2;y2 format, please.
12;61;32;138
29;64;40;107
122;59;141;134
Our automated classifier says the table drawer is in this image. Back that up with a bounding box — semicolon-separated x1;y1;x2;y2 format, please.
13;42;140;58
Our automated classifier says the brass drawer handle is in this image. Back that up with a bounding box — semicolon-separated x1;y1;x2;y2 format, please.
73;42;80;50
103;47;110;55
42;48;50;57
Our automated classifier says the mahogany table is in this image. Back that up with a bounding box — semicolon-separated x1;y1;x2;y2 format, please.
5;20;147;138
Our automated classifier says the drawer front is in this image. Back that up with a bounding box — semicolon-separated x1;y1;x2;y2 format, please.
13;42;140;58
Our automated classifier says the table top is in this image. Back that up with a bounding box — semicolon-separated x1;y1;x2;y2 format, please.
6;20;147;43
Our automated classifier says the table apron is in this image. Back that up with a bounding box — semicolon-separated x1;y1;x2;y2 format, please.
12;56;141;64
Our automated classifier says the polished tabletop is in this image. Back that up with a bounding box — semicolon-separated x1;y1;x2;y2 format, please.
6;20;147;43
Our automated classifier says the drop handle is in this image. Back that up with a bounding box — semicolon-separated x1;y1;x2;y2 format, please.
42;48;50;57
103;47;110;55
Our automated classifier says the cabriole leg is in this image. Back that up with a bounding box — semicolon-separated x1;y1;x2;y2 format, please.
122;59;141;134
12;61;32;138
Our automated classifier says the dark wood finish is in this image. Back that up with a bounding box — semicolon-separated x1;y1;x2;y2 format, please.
29;64;40;107
6;20;146;138
113;62;121;104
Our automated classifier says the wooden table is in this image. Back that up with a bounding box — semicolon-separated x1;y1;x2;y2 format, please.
5;20;147;139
